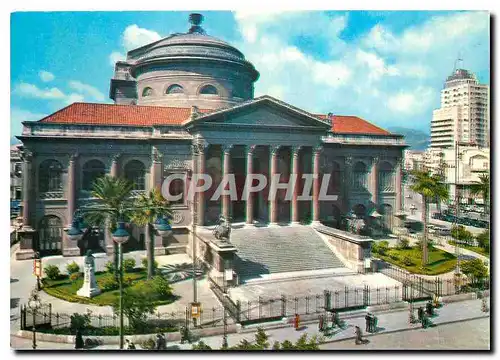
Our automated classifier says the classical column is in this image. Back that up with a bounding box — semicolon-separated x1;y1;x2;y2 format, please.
222;144;233;220
311;146;322;224
151;147;163;190
343;156;353;213
269;145;280;225
370;156;379;206
110;153;121;178
62;152;81;256
21;150;34;229
16;149;36;259
191;142;207;226
245;145;256;225
395;158;403;213
67;153;78;227
291;146;301;224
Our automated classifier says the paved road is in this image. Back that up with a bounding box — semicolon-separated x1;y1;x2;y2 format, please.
404;185;486;235
321;317;490;350
11;297;490;350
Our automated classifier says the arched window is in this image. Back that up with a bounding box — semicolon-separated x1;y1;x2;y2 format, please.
124;160;146;190
330;162;342;193
380;204;393;232
169;178;185;205
378;161;395;192
353;162;368;191
39;215;63;253
82;160;106;190
39;160;63;193
142;87;154;97
165;84;184;95
199;84;218;95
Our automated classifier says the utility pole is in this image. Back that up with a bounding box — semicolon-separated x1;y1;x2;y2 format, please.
222;261;228;348
454;141;460;275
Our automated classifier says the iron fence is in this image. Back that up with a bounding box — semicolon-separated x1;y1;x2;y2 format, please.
20;304;233;333
378;261;489;298
237;285;403;325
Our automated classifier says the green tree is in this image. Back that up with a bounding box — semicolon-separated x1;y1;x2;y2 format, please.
112;283;156;331
451;225;474;246
476;230;490;252
470;173;490;215
255;328;270;349
83;175;134;278
410;170;449;265
460;258;488;283
130;188;172;279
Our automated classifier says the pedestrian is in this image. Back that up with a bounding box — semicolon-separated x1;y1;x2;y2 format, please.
354;326;363;345
294;313;300;331
331;311;337;328
417;306;423;321
156;333;163;350
75;329;84;349
365;313;371;332
426;301;433;316
125;339;136;350
318;314;324;332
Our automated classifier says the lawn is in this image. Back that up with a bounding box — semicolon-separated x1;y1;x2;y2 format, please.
42;270;178;306
377;246;458;275
448;241;490;258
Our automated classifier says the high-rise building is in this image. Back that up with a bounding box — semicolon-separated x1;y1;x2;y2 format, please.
430;68;490;149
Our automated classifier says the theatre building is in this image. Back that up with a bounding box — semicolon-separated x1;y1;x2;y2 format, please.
16;14;406;260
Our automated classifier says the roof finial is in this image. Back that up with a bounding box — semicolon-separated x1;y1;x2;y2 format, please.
188;13;205;34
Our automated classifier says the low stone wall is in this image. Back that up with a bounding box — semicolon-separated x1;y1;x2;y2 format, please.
314;225;373;273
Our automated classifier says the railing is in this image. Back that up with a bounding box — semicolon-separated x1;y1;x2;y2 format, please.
39;191;64;200
20;303;233;333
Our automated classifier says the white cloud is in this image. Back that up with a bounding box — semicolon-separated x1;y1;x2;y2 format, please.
109;51;126;66
15;82;65;99
10;108;48;137
68;80;105;101
122;24;161;51
64;93;86;105
39;70;55;82
387;87;435;114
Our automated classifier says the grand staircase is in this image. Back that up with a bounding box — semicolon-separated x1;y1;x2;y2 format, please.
231;225;346;281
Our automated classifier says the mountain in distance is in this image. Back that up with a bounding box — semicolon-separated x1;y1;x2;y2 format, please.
388;126;430;151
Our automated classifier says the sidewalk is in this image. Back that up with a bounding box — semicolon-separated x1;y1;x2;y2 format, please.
11;298;490;350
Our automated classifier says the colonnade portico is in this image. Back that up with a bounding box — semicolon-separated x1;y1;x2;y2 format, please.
194;143;323;226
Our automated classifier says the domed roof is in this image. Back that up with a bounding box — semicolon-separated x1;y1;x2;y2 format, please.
127;14;257;80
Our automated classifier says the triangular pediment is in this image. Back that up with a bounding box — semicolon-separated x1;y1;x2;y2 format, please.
187;96;331;130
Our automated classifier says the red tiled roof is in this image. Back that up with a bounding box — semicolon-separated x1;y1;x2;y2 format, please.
316;114;391;135
38;103;212;127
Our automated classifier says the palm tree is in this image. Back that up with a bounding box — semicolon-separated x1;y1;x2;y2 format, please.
410;170;449;265
470;173;489;216
131;188;172;279
83;175;134;277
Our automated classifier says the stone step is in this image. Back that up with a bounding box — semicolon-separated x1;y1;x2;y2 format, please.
230;225;347;280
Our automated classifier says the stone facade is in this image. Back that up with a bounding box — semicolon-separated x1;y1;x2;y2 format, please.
16;14;406;260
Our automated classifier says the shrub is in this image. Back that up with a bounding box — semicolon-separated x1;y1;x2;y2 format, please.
149;275;173;298
99;275;119;291
397;237;410;250
476;230;490;252
371;242;379;254
44;265;61;280
388;252;399;261
123;275;134;287
70;312;91;331
378;241;389;256
113;284;156;330
123;258;136;273
104;261;115;274
141;257;159;270
140;338;156;350
402;255;414;266
66;261;80;274
69;273;80;282
192;341;213;350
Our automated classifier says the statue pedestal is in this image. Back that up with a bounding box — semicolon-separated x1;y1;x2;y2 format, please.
77;252;101;298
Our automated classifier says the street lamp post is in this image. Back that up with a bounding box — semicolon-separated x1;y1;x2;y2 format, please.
222;260;228;348
27;288;42;350
112;221;130;350
454;142;462;276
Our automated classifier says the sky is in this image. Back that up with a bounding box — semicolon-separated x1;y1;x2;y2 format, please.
10;10;490;140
